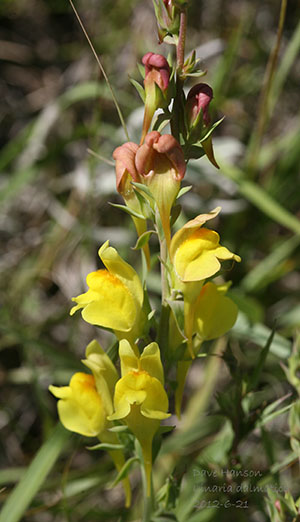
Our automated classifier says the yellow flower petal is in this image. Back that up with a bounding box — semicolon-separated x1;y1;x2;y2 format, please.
139;342;164;385
109;357;170;499
49;373;106;437
99;241;143;309
119;340;164;384
110;371;169;422
170;208;240;283
118;339;140;376
173;228;240;282
71;242;145;342
82;340;119;416
194;282;238;340
72;269;136;331
174;229;221;281
170;207;221;259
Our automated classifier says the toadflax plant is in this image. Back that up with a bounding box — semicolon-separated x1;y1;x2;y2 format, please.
49;0;241;518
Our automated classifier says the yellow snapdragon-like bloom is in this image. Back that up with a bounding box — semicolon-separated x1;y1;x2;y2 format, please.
170;207;241;283
108;340;170;496
49;372;107;437
70;241;145;344
175;282;238;419
49;340;131;507
193;282;238;341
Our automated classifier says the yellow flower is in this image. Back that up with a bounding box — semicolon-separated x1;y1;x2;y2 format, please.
49;340;131;507
49;372;107;437
70;241;145;344
81;339;119;415
175;282;238;419
193;282;238;341
108;340;170;496
170;207;241;283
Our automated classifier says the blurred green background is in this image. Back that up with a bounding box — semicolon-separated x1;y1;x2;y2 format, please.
1;0;300;520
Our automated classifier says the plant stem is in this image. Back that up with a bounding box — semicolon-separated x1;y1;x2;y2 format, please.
171;7;188;141
157;233;170;360
160;237;168;303
177;9;187;70
137;440;154;522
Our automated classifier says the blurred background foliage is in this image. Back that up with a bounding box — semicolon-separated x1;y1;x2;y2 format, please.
0;0;300;521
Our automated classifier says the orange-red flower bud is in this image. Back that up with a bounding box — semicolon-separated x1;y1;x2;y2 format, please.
113;142;139;195
135;131;186;248
186;83;213;127
113;142;150;268
142;52;170;92
135;131;186;181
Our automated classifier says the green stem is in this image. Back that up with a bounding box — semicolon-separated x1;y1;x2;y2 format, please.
136;439;154;522
157;231;170;360
160;236;168;303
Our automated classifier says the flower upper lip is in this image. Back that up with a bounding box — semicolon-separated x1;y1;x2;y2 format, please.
142;52;170;91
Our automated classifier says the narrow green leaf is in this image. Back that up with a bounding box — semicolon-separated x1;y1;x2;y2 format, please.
184;70;206;78
256;402;294;428
231;313;292;358
0;123;34;171
260;393;292;418
170;204;181;227
137;62;145;79
108;425;130;433
129;77;145;102
176;185;192;199
197;117;225;143
166;299;186;340
269;18;300;114
108;202;146;220
247;328;275;392
269;452;298;474
131;181;155;200
0;423;69;522
219;162;300;236
241;235;300;292
109;457;140;488
132;230;157;250
0;469;25;487
86;442;124;451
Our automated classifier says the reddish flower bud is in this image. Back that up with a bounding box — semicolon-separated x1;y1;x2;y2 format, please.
142;52;170;92
113;142;150;268
113;142;139;195
186;83;213;127
136;131;186;181
135;131;186;247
